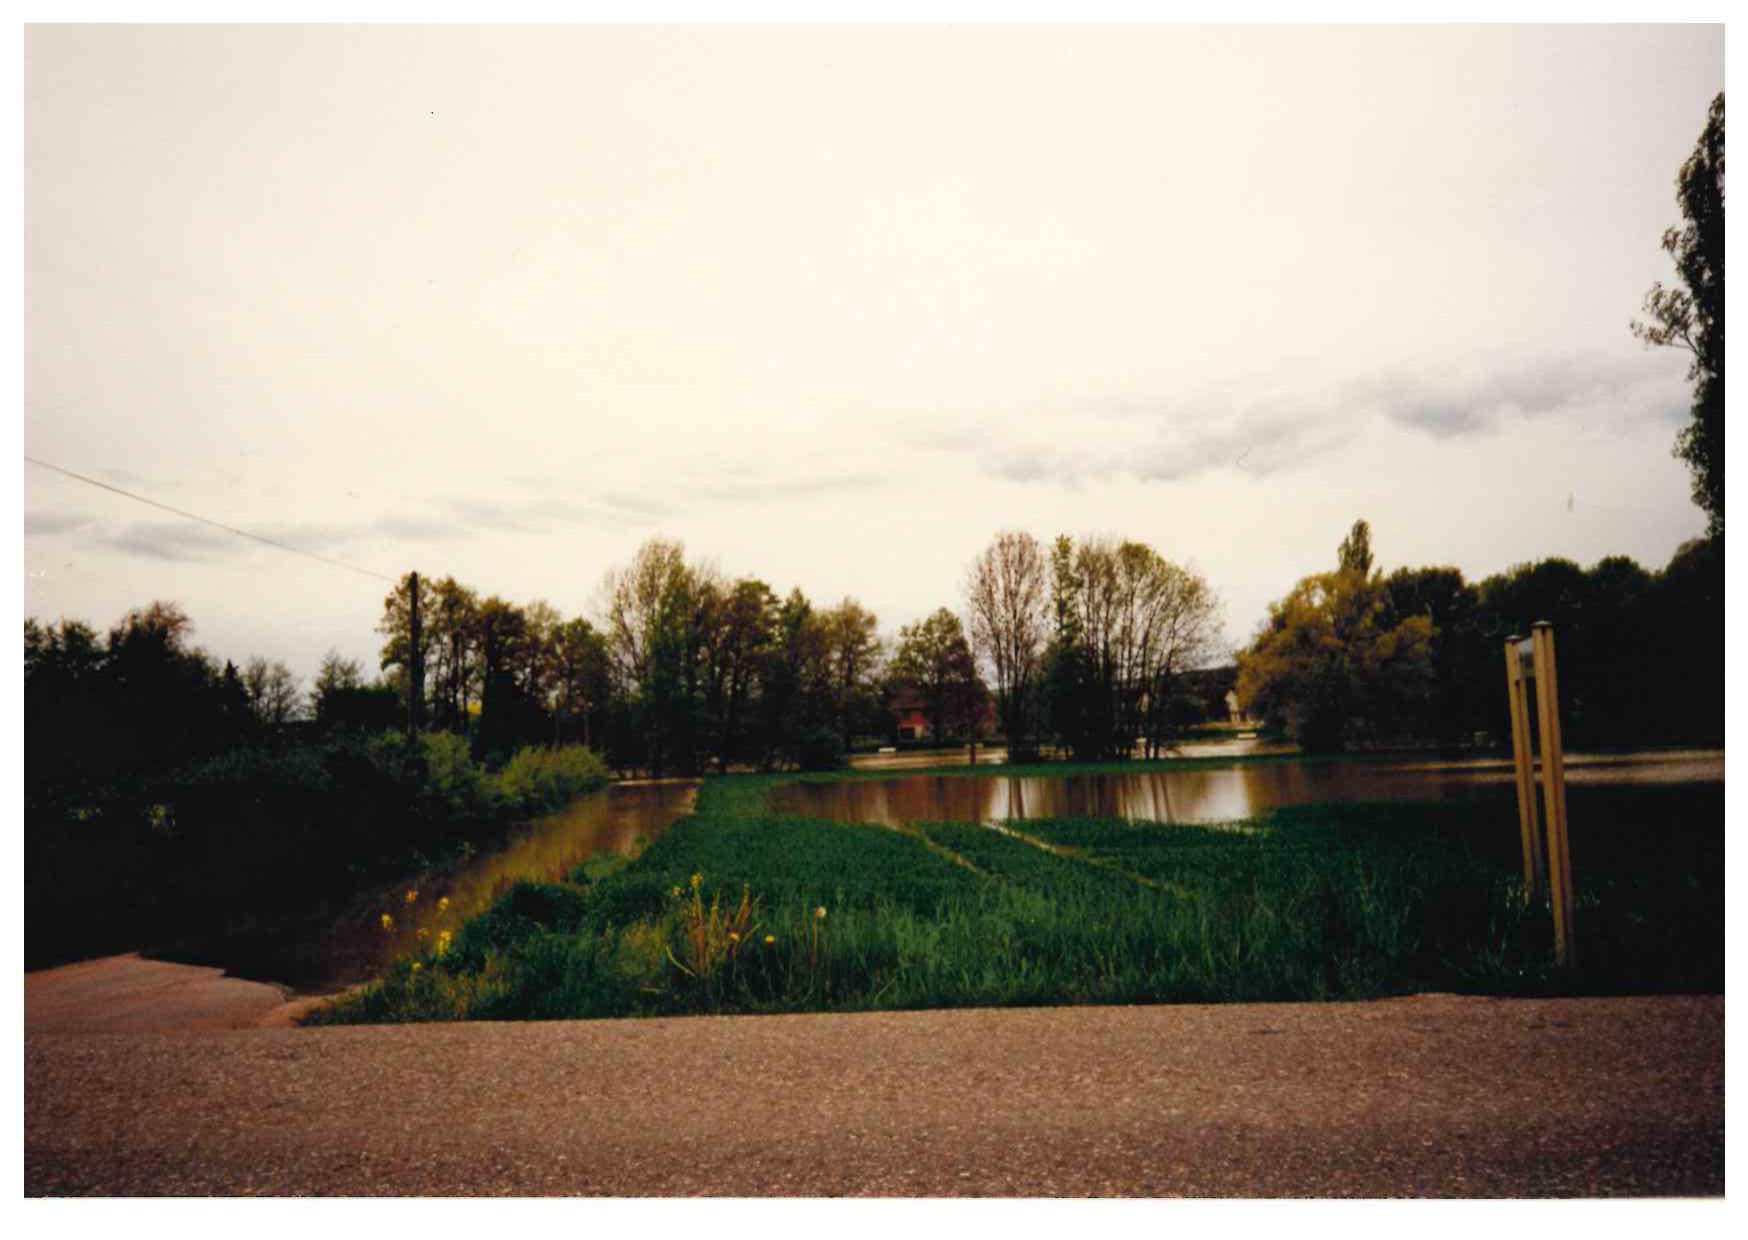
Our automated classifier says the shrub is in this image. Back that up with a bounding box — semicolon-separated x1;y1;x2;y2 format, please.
793;728;845;772
489;745;610;817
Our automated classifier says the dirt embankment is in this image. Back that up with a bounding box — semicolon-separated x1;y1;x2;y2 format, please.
25;953;333;1033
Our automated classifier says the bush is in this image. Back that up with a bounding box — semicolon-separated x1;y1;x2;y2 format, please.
488;744;611;817
419;731;494;820
793;727;845;772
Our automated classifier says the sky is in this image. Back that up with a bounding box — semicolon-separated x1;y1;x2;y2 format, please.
22;24;1723;685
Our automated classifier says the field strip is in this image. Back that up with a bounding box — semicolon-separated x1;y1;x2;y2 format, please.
890;821;990;877
980;820;1196;900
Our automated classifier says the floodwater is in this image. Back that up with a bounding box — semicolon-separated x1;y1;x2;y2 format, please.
359;780;698;974
184;780;697;993
772;750;1722;828
845;733;1297;772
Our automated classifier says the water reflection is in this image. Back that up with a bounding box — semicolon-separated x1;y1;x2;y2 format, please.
773;751;1721;827
268;781;696;992
844;734;1298;772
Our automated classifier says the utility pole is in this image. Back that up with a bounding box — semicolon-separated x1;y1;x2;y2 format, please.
407;570;424;743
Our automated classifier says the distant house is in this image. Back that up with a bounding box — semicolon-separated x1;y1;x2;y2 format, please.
886;687;995;742
890;689;932;740
1179;665;1241;723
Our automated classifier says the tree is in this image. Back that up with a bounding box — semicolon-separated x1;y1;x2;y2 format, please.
697;577;777;771
598;539;705;775
758;589;832;770
425;577;480;735
241;657;302;729
1634;92;1723;539
1035;535;1221;758
963;530;1048;757
820;599;884;753
377;572;435;735
1236;521;1435;751
310;649;400;734
891;608;986;744
550;618;612;749
1338;519;1374;575
472;596;529;762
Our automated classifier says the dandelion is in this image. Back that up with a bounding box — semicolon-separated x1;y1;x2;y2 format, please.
380;913;394;932
764;935;775;945
815;906;827;920
404;889;418;904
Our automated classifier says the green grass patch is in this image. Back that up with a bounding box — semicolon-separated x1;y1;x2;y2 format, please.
307;772;1722;1026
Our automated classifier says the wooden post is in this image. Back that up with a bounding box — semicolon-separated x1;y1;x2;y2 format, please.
1503;636;1547;901
1530;621;1576;968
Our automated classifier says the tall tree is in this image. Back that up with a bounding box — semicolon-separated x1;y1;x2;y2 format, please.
891;608;985;745
241;656;302;729
1236;522;1435;751
964;530;1048;757
377;572;435;734
820;598;883;753
1633;92;1724;539
426;577;480;735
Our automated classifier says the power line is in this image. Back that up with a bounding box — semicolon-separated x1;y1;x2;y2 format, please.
25;455;398;585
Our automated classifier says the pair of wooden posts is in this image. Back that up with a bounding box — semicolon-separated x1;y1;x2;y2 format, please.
1503;622;1576;967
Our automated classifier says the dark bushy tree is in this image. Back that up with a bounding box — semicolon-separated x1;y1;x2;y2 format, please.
1634;92;1724;539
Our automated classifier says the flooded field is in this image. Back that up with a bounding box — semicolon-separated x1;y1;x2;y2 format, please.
844;733;1295;771
773;750;1722;828
168;780;697;993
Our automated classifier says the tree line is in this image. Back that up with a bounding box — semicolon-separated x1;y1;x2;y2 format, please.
369;531;1223;774
1237;520;1723;752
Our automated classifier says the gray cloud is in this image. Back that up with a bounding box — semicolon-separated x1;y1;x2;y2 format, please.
24;510;97;537
102;520;239;562
960;350;1694;487
1362;352;1689;439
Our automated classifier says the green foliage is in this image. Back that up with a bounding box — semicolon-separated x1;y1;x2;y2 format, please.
1633;92;1723;538
312;772;1720;1025
793;726;845;772
1237;523;1436;751
489;745;611;818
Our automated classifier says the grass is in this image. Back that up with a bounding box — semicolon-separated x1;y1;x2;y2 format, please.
306;769;1723;1025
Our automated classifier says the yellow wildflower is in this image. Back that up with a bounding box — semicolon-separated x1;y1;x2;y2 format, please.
380;913;394;932
814;906;827;920
670;885;683;900
690;873;703;891
729;931;740;943
437;897;450;913
764;935;776;945
411;962;422;972
405;889;418;904
416;927;430;941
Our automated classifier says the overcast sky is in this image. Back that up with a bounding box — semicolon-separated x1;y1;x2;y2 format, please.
23;24;1722;684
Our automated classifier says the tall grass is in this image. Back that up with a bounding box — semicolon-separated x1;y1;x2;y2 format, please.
308;777;1722;1025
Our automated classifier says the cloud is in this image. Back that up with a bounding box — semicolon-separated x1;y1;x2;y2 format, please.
1362;352;1691;439
102;520;239;562
24;510;96;537
935;349;1694;487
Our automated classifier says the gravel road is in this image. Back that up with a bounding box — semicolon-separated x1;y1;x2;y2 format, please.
25;993;1722;1197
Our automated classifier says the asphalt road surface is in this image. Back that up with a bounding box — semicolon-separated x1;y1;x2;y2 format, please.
25;992;1722;1197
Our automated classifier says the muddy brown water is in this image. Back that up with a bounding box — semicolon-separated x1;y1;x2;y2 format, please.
772;750;1723;828
157;780;697;995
